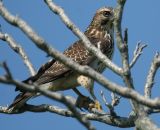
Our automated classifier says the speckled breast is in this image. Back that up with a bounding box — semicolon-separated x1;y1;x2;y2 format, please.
90;34;114;73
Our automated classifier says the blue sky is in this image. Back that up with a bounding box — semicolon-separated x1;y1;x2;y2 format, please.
1;0;160;130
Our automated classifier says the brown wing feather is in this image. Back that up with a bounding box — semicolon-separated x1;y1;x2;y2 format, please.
35;39;94;85
8;92;34;109
15;59;56;91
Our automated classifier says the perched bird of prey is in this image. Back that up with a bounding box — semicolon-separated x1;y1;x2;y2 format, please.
8;7;114;111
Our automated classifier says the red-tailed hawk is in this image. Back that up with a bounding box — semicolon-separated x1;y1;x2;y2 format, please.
9;7;114;111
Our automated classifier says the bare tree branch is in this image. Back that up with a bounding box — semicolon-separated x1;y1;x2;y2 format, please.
144;53;160;98
114;0;140;113
0;103;135;128
114;3;134;90
0;32;36;76
114;3;132;88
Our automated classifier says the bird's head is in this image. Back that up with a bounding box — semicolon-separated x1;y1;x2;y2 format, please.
86;7;114;35
94;7;114;26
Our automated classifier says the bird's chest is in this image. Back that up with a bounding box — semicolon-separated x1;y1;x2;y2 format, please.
90;37;114;73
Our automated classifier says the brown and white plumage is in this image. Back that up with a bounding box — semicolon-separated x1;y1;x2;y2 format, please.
9;7;114;110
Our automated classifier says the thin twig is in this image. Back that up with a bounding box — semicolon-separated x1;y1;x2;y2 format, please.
101;91;111;109
130;42;147;68
149;109;160;114
111;92;121;107
0;62;13;79
0;32;36;76
101;91;120;116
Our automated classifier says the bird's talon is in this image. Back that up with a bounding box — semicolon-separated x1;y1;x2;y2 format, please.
76;97;102;111
89;100;102;111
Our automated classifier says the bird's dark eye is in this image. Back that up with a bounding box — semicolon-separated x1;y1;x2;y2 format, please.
103;11;111;17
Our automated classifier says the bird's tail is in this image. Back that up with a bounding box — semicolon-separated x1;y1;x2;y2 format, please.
8;92;35;110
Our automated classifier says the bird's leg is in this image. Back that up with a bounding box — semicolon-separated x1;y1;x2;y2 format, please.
87;86;102;111
77;75;102;111
73;87;85;98
72;88;94;110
